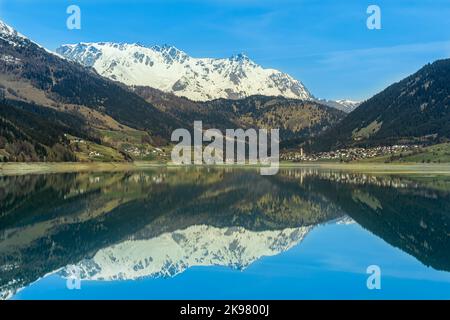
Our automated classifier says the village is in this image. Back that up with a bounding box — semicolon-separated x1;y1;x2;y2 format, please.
281;145;421;162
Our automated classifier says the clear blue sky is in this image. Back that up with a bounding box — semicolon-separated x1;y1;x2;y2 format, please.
1;0;449;100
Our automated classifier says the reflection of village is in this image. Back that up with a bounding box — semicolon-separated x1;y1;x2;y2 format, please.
81;167;429;191
281;145;420;162
280;168;424;190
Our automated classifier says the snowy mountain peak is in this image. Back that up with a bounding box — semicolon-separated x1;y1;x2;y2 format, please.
56;42;312;101
150;44;189;64
0;20;27;46
230;53;251;63
0;20;16;36
335;99;360;106
151;44;185;55
317;98;361;113
334;99;361;112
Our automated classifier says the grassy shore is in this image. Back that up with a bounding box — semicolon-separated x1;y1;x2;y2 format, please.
1;161;450;176
0;161;166;176
359;143;450;164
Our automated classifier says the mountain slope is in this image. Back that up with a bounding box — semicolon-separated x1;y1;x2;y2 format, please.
0;19;197;161
0;20;182;142
202;95;346;141
133;87;346;141
57;43;312;102
0;98;97;161
311;59;450;151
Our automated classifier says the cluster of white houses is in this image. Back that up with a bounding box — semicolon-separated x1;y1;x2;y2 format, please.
282;145;421;162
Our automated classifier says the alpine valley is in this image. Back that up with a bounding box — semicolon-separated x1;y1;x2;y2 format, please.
0;20;348;162
1;1;450;303
0;19;449;163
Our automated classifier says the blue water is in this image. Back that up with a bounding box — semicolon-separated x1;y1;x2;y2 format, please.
2;169;449;300
13;222;450;300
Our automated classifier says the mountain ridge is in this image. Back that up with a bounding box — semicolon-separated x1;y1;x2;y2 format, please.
317;99;361;113
57;42;313;102
0;19;186;161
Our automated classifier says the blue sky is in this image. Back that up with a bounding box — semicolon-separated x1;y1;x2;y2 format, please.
1;0;449;100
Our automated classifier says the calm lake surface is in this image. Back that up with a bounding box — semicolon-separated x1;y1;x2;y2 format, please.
1;167;449;300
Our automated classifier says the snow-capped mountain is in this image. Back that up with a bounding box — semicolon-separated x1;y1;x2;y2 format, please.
317;99;361;113
62;224;312;281
335;99;361;112
0;20;28;48
0;19;58;56
56;42;313;102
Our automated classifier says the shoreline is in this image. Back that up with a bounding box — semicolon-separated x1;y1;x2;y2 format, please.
1;161;450;176
0;162;165;176
278;162;450;175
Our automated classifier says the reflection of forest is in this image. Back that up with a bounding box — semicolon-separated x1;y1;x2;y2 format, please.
278;170;450;273
0;168;449;299
0;169;343;298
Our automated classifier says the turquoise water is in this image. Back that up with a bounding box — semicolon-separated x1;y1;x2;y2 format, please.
1;168;449;299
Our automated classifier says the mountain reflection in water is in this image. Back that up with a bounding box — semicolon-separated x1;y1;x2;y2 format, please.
0;168;449;299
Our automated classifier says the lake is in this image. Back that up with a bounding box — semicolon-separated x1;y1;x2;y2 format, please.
1;167;449;299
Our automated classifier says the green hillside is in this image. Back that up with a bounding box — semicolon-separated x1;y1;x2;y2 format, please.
311;59;450;152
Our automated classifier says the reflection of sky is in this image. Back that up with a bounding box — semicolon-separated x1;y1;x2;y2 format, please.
13;222;450;300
